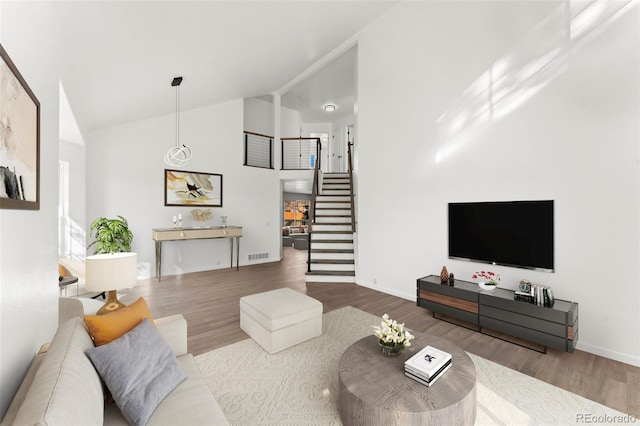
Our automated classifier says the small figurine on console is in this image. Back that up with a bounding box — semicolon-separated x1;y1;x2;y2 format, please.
440;266;449;285
449;273;455;286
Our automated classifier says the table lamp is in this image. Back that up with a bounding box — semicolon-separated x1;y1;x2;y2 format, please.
85;252;138;315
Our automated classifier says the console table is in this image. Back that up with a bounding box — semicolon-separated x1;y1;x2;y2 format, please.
152;226;242;281
417;275;578;353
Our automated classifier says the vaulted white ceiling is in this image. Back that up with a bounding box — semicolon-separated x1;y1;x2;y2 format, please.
53;1;397;134
281;45;357;123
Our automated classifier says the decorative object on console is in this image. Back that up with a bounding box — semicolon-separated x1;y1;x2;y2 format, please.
448;273;455;286
478;282;497;291
440;266;449;285
85;252;138;315
172;214;183;228
518;279;532;293
0;43;40;211
515;282;554;307
221;215;227;228
191;208;213;222
473;270;500;290
164;76;192;167
372;313;414;356
165;169;223;207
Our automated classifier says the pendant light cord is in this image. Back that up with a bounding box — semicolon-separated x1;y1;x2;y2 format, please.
175;84;180;149
165;76;191;167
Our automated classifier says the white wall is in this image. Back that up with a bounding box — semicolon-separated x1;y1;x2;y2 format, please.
281;105;302;139
356;2;639;365
331;114;354;133
59;140;86;256
0;2;61;416
243;97;303;140
87;99;282;278
244;98;274;136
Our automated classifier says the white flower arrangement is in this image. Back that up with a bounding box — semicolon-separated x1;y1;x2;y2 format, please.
372;313;415;347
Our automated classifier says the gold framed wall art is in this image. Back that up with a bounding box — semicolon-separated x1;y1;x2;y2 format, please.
0;43;40;210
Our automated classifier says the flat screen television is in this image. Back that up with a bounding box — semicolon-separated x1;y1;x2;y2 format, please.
448;200;554;272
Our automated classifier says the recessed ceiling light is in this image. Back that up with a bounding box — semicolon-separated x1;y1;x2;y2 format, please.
323;104;336;112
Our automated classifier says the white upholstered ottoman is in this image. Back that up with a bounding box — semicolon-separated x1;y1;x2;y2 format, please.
240;288;323;354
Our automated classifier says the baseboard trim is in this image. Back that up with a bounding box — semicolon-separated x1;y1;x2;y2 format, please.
576;341;640;368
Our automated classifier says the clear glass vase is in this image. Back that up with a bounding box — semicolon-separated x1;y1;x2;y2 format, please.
379;342;404;356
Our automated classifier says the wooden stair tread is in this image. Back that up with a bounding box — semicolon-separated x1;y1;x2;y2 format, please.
310;239;353;243
311;248;354;253
310;230;354;235
309;259;354;264
305;270;355;276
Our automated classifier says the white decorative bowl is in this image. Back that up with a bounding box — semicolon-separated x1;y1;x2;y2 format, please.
478;282;498;291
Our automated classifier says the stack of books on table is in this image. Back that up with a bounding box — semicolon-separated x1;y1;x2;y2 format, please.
514;285;554;307
404;345;452;387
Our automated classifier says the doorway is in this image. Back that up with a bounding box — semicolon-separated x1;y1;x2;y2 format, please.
309;132;329;172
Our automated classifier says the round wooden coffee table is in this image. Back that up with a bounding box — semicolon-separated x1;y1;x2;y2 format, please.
338;332;476;425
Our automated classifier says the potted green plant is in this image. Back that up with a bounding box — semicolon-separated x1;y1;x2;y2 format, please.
88;215;133;254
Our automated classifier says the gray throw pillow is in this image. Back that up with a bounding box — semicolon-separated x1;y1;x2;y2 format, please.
86;318;187;426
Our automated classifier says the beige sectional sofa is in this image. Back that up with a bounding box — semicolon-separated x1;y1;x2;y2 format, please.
1;298;228;425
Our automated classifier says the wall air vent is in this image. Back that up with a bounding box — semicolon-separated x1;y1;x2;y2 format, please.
248;253;269;261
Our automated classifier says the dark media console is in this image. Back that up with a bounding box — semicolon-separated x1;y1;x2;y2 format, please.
417;275;578;353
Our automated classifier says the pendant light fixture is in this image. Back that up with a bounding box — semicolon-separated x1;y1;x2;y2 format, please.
165;76;192;167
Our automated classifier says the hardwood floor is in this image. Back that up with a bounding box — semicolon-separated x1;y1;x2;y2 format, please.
119;247;640;418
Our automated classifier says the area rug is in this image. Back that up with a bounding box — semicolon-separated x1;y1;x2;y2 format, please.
195;306;628;425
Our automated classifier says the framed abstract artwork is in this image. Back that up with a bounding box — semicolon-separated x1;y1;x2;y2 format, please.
0;43;40;210
164;169;223;207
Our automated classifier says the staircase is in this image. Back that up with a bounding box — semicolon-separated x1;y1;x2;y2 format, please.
305;173;355;283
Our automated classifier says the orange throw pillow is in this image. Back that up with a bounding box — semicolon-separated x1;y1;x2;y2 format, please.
84;297;154;346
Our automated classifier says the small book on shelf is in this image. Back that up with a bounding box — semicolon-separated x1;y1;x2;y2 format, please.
514;291;535;303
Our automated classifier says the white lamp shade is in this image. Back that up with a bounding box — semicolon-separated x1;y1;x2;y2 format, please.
85;252;138;292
